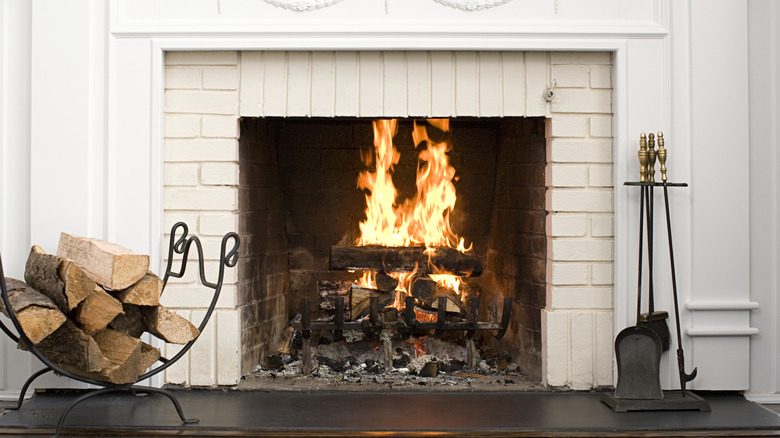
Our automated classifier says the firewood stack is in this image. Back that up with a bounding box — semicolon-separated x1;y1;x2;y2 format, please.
1;233;199;384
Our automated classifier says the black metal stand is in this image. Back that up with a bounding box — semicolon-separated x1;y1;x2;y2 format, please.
0;222;239;437
603;182;709;413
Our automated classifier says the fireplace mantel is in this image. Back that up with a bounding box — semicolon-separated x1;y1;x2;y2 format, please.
0;0;757;394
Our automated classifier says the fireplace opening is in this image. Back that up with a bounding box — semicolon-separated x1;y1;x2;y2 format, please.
237;116;547;387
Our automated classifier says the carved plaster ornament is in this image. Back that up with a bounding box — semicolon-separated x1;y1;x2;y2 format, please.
262;0;345;12
433;0;512;11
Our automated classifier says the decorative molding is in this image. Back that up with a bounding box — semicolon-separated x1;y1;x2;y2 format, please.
685;301;759;311
685;328;759;337
432;0;511;11
262;0;344;12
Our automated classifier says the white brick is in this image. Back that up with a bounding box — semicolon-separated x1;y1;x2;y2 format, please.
165;90;238;115
550;51;611;65
551;89;612;114
550;287;612;309
588;165;613;187
163;213;199;237
165;68;201;90
590;115;612;137
199;212;238;236
201;162;238;186
550;140;612;163
165;115;200;138
216;310;241;385
551;65;588;88
590;66;612;89
202;115;238;138
591;263;614;285
595;311;614;386
161;284;237;309
189;309;215;386
164;163;199;186
551;262;589;285
550;189;612;212
542;310;569;386
203;67;239;90
549;214;587;237
164;342;188;384
551;164;587;187
550;115;588;137
166;51;238;66
552;240;612;261
591;215;614;237
165;187;237;211
570;312;594;390
165;138;238;162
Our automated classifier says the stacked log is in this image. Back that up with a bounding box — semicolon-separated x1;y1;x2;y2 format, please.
3;233;200;384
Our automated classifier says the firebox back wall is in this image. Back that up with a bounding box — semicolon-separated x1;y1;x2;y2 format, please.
162;51;614;388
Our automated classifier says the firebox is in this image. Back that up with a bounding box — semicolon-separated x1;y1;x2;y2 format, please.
237;116;547;382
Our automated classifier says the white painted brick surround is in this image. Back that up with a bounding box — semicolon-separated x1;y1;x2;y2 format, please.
163;50;614;389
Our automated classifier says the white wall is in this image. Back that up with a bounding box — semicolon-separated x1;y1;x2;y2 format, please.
747;0;780;402
0;0;763;394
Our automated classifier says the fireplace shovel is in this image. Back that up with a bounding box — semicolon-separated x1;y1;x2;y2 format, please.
613;134;663;400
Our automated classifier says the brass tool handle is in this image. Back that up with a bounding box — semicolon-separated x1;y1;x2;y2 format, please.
657;131;667;182
647;133;657;183
638;133;648;182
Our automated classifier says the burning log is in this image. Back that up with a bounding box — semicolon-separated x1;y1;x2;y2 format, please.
330;245;482;277
1;277;67;344
57;232;149;290
375;272;399;292
349;285;394;321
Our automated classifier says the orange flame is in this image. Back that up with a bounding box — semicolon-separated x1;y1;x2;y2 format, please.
355;118;470;313
356;119;467;250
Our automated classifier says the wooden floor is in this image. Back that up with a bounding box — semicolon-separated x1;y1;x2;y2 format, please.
0;389;778;437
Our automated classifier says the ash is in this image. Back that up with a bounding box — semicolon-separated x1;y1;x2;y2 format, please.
240;334;543;392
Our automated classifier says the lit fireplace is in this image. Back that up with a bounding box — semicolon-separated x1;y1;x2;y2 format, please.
236;115;547;383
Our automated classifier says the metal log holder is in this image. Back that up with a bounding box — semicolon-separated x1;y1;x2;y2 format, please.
0;222;239;437
295;295;512;373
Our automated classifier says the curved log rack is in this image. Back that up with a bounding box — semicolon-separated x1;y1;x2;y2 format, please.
0;222;239;438
296;295;512;373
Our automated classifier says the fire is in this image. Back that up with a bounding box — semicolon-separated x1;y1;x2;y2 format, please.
355;118;470;311
356;119;467;250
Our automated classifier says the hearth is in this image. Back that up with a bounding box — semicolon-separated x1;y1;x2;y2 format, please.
238;116;547;383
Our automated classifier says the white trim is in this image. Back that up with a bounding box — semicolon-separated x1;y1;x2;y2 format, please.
686;301;759;311
685;328;759;337
745;394;780;405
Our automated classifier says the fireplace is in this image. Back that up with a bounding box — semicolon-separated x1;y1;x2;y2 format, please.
237;116;547;381
161;50;615;389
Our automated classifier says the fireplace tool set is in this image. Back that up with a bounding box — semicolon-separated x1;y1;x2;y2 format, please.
602;133;709;412
0;222;239;437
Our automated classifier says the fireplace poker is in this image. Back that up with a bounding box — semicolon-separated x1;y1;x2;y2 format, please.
635;134;648;326
658;132;698;394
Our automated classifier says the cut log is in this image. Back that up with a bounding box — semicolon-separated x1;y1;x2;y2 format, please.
330;245;483;277
72;286;124;334
137;341;161;375
430;291;465;314
29;319;111;372
57;233;149;290
349;285;394;320
375;271;399;292
1;277;67;344
90;329;143;384
108;303;146;338
411;276;437;307
113;272;162;306
140;305;199;344
24;245;67;311
58;259;97;311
